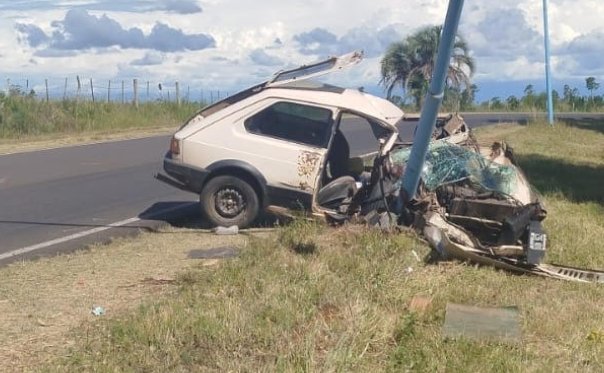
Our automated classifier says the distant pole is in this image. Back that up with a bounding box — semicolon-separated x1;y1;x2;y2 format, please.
187;85;190;103
543;0;554;125
133;78;139;107
402;0;465;201
45;79;49;102
90;78;95;103
175;81;180;105
63;78;68;100
26;79;29;91
107;80;111;102
146;81;150;101
121;80;125;104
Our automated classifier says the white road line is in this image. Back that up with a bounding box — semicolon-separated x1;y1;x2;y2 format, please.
0;203;193;261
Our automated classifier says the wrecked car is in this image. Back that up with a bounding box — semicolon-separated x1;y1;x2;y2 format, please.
157;51;406;227
156;51;603;282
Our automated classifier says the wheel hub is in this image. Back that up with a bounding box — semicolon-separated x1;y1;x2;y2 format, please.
215;187;246;218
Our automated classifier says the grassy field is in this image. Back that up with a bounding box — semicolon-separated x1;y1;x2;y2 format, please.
1;119;603;372
0;96;199;139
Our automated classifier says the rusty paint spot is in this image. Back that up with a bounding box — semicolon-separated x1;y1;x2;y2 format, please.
297;151;321;178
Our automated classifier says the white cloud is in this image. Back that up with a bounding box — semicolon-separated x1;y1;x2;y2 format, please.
1;0;602;98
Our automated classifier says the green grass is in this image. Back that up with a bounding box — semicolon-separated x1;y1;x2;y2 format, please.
44;119;604;372
0;95;201;139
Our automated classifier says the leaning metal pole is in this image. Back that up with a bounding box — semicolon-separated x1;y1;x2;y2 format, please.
543;0;554;125
402;0;465;201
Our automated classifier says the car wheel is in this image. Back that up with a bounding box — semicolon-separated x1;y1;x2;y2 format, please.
200;175;259;228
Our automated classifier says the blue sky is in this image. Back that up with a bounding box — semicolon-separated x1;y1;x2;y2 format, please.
1;0;603;102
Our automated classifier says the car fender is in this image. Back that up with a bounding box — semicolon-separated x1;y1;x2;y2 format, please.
205;159;269;206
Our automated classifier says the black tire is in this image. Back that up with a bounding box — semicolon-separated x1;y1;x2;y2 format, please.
200;175;259;228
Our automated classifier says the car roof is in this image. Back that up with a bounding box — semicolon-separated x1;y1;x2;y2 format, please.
182;51;403;134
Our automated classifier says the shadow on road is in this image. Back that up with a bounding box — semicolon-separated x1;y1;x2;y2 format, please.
0;201;201;233
138;201;203;228
518;153;604;204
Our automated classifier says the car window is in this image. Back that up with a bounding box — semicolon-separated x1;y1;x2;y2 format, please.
245;102;333;148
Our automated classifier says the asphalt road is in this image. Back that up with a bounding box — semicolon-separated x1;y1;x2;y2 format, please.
1;112;602;264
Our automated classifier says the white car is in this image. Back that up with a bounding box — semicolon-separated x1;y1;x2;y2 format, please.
156;51;404;227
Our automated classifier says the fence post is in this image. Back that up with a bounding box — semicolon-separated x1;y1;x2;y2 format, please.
175;81;180;105
63;78;68;101
107;80;111;102
76;75;81;102
187;85;190;103
146;81;150;101
121;80;125;104
45;79;49;103
133;78;139;108
90;78;95;103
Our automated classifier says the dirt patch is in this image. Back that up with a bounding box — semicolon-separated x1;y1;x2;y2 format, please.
0;226;252;371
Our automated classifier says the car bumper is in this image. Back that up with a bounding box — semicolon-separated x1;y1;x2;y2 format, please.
157;153;210;194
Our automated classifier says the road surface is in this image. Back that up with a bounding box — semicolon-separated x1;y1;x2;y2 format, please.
1;112;601;264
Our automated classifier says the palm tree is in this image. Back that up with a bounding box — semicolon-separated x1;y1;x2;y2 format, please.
380;25;475;109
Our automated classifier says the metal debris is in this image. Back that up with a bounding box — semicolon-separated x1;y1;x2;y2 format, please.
443;303;521;343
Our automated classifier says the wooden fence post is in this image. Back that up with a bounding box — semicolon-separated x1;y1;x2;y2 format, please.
76;75;81;102
107;80;111;102
90;78;95;103
133;78;139;107
121;80;125;104
146;81;150;101
175;81;180;105
63;78;68;101
45;79;49;103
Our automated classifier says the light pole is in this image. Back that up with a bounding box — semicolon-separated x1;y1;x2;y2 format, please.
402;0;465;201
543;0;554;125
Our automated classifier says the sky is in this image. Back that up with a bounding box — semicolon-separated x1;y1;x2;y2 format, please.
1;0;603;102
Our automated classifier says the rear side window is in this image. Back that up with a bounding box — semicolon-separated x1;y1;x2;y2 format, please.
245;102;333;148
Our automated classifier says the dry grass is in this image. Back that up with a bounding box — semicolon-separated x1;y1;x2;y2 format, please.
1;118;603;372
0;226;250;371
0;126;174;155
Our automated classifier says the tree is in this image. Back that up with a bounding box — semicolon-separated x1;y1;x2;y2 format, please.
506;95;520;110
380;25;475;109
586;77;600;101
459;84;478;111
522;84;535;108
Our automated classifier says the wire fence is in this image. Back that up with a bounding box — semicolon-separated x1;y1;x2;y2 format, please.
2;77;231;105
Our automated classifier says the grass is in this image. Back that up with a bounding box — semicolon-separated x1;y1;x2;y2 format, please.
0;95;200;140
2;118;604;372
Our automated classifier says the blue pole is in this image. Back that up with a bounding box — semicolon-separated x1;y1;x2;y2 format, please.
402;0;465;201
543;0;554;125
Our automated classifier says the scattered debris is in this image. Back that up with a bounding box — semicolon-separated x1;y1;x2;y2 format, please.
36;318;50;327
443;303;521;343
188;247;239;259
142;276;176;285
91;306;105;316
408;295;433;315
213;225;239;235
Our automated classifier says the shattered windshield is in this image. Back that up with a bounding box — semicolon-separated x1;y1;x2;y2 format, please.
391;141;518;196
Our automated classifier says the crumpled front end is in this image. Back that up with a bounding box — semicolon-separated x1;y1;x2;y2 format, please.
389;139;548;266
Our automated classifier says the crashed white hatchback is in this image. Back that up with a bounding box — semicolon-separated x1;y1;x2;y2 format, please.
157;51;407;227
